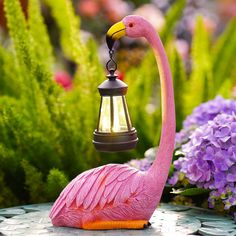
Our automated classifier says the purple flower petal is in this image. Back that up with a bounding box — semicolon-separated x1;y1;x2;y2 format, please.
214;172;226;188
231;122;236;133
215;126;230;138
227;174;236;182
231;134;236;144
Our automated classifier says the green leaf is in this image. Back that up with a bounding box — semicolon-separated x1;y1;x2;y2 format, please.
28;0;54;68
45;168;68;200
160;0;186;43
44;0;86;63
168;164;175;177
217;79;233;98
183;16;213;116
4;0;52;114
0;172;18;208
168;48;186;131
212;18;236;93
171;187;210;196
4;0;32;69
21;159;45;203
0;45;21;97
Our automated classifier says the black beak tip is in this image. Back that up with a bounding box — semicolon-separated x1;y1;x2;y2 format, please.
106;35;115;50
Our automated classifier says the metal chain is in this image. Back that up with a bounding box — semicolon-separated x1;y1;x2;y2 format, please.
106;49;117;75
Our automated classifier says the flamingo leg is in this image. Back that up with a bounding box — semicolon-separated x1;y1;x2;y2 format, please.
82;220;150;230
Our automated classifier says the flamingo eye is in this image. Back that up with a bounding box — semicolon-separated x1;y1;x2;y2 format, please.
129;23;134;28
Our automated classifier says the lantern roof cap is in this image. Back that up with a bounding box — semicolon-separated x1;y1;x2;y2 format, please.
98;73;128;96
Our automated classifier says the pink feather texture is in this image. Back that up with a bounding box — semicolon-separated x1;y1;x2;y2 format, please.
49;15;176;228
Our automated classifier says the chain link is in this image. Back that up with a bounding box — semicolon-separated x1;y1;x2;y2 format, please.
106;49;117;74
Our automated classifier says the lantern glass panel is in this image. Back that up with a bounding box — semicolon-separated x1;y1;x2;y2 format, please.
122;96;132;129
112;96;129;132
98;97;111;132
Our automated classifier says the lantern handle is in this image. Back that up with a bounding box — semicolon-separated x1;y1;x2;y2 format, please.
106;49;117;75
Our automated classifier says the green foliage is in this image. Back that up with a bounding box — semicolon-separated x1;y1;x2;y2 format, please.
212;18;236;94
160;0;186;43
0;172;18;207
44;0;85;63
168;48;186;131
45;168;68;200
180;16;236;116
0;47;21;97
183;16;213;115
28;0;54;68
0;0;100;206
4;0;32;69
21;159;45;203
171;187;210;196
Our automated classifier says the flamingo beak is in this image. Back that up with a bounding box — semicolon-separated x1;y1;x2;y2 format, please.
106;21;126;50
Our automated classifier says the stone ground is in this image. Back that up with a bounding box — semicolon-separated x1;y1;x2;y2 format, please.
0;203;235;236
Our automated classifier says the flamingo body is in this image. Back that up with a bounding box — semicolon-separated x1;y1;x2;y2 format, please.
50;164;159;228
50;15;176;229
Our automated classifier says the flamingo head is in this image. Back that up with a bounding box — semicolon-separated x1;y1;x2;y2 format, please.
106;15;149;50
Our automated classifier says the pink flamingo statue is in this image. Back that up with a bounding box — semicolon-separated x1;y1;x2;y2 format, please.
49;15;175;230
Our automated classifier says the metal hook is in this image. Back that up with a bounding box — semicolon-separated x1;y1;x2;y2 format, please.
106;49;117;75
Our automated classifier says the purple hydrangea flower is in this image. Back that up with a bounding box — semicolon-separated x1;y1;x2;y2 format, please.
172;113;236;212
126;147;157;171
175;96;236;147
126;158;152;171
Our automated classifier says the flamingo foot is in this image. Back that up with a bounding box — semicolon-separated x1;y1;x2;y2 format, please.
82;220;151;230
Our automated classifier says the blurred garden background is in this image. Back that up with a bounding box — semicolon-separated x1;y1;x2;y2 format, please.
0;0;236;220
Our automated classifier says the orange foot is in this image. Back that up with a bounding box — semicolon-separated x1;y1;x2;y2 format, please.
82;220;151;230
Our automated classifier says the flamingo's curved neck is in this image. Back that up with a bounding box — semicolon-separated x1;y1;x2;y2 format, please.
145;26;176;185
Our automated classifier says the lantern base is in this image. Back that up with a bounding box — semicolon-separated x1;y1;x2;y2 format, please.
93;128;138;152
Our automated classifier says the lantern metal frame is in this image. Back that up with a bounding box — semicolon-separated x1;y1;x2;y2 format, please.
93;72;138;152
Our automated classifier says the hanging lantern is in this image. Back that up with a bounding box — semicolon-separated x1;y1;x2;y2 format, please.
93;62;138;152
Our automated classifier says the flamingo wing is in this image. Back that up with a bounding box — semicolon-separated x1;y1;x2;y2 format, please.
50;164;144;219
